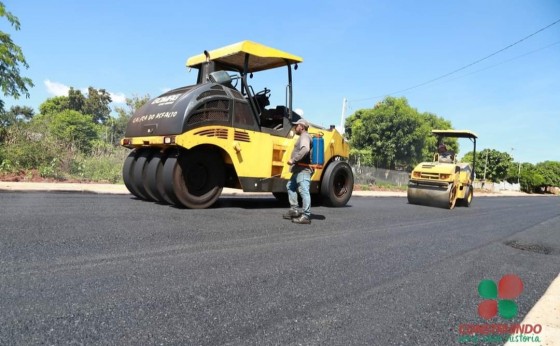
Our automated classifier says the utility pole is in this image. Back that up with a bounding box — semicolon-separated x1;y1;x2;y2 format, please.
340;97;347;134
483;150;488;181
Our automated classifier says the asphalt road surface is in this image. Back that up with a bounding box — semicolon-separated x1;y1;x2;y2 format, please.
1;192;559;345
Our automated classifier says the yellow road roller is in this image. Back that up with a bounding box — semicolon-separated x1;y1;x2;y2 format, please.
120;41;353;209
407;130;477;209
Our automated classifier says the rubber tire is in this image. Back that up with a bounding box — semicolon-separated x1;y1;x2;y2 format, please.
160;151;182;206
145;151;174;204
163;149;224;209
132;149;155;201
459;186;473;207
448;184;457;210
122;149;146;199
320;161;354;207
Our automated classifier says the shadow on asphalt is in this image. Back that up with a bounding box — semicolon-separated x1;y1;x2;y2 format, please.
217;197;328;221
216;197;283;209
126;196;337;220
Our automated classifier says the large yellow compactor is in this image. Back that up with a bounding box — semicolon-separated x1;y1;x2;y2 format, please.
120;41;353;209
407;130;478;209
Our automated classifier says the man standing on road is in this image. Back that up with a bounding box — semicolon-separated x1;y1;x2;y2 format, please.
283;118;313;224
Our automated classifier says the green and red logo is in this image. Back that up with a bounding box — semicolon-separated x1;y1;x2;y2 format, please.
478;274;523;320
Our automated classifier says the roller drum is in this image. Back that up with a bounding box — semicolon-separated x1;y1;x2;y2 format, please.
407;182;455;209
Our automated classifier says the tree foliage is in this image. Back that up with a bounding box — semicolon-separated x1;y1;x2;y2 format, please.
345;96;454;169
68;87;85;112
460;150;560;192
39;96;70;115
83;87;112;124
65;87;112;123
514;163;544;193
0;2;33;112
43;110;98;152
0;105;34;127
113;94;150;142
418;112;456;161
40;87;113;124
461;148;512;183
536;161;560;189
34;86;115;151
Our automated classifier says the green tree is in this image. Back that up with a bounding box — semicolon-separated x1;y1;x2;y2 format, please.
39;87;112;124
39;96;70;115
506;161;560;193
418;112;455;161
0;2;33;112
349;148;375;167
345;97;440;169
462;149;512;182
68;87;86;112
0;105;34;127
0;105;34;145
83;87;112;124
535;161;560;191
42;109;98;152
518;163;544;193
113;94;150;143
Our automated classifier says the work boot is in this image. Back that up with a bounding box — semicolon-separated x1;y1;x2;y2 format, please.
292;215;311;224
283;209;301;219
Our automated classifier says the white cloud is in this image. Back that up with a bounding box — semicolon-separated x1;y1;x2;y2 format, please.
110;92;127;104
44;79;70;96
44;79;127;104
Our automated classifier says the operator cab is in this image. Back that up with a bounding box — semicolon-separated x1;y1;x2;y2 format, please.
187;41;303;136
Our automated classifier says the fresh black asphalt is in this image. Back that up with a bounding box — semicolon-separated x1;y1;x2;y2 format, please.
0;192;559;345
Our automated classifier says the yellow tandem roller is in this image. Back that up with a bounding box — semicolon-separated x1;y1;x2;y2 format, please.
407;130;477;209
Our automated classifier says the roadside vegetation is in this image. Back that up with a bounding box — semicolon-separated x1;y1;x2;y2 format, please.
0;93;148;183
344;97;560;194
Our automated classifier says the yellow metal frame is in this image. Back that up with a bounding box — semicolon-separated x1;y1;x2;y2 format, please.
122;124;350;184
186;40;303;72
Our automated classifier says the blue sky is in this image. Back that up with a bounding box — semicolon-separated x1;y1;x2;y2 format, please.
3;0;560;164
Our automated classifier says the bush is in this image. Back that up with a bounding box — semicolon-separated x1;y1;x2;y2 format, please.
0;158;16;174
0;124;69;170
0;122;127;183
39;158;64;180
40;110;99;153
70;144;128;183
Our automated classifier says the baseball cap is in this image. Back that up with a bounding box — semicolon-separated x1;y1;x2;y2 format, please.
292;118;309;129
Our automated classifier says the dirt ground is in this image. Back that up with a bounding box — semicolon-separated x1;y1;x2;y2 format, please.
0;170;94;184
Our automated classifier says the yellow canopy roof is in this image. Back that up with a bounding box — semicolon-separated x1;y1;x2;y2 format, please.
432;129;478;139
186;40;303;72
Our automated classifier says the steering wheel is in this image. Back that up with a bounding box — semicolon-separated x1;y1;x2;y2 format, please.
255;87;271;97
254;87;271;111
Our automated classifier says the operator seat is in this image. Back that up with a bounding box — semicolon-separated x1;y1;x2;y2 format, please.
438;151;455;163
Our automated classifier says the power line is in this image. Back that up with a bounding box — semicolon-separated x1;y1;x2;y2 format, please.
409;40;560;90
351;18;560;103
